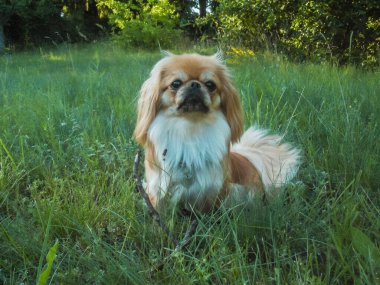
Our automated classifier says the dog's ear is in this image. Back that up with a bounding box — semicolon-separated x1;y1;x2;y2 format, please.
134;67;162;145
161;50;174;57
219;68;244;143
213;49;224;63
212;51;244;142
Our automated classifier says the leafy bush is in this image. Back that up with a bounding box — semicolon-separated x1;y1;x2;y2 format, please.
99;0;182;49
213;0;380;67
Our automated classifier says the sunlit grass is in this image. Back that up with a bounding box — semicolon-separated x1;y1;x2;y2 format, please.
1;43;379;284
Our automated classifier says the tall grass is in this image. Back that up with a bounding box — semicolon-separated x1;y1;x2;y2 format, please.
0;43;379;284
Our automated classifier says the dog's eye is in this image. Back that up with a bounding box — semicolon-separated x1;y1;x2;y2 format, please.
170;80;182;90
205;81;216;92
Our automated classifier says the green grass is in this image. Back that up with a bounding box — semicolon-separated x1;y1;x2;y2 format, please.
1;43;379;284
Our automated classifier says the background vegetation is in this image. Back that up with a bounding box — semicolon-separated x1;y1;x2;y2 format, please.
1;0;379;66
0;43;379;284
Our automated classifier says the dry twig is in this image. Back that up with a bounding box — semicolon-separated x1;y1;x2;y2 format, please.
151;218;199;272
133;149;180;246
133;149;199;271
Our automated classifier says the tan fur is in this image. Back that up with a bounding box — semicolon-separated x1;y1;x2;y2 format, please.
133;53;300;213
143;141;160;208
134;53;244;145
229;152;264;192
218;71;243;143
134;76;161;145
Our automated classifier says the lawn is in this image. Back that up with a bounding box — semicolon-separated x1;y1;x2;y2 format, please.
0;43;379;284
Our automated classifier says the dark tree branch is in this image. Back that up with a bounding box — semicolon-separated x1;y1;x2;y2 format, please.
175;219;198;252
133;149;199;271
133;149;179;246
151;218;199;273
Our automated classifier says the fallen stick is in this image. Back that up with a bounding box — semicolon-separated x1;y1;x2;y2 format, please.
133;149;180;246
133;149;199;271
152;218;199;272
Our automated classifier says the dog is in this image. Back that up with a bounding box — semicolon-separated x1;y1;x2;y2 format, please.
134;52;300;213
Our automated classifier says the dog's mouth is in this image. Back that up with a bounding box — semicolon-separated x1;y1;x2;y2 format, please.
177;97;209;113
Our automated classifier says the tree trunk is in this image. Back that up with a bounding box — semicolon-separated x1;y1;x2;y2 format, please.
199;0;207;17
87;0;98;17
0;24;5;51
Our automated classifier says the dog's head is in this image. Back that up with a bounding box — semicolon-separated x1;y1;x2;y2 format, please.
134;53;243;144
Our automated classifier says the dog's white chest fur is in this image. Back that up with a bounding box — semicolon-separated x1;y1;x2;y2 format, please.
147;111;231;209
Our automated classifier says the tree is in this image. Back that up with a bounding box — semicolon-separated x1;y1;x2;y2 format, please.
0;0;107;50
0;24;4;51
212;0;380;67
0;1;20;51
0;0;64;49
199;0;207;17
61;0;105;39
97;0;181;48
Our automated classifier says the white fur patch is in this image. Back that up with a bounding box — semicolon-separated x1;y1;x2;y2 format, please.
147;111;231;208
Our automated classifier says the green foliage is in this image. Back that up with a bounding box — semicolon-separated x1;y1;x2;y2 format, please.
351;227;380;266
213;0;380;67
2;0;379;65
37;241;59;285
288;1;331;57
0;44;380;284
1;0;63;46
212;0;297;49
1;0;106;48
98;0;182;49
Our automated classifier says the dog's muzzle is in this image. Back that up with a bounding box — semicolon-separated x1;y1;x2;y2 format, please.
177;82;209;113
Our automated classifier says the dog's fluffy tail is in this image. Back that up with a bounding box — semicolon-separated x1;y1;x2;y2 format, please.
231;126;301;193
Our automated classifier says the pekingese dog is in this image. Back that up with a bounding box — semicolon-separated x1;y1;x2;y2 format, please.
134;52;300;213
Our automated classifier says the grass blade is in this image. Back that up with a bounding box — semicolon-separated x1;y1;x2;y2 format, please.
36;240;59;285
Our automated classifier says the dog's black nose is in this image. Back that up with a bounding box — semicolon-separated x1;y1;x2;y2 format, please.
190;81;201;89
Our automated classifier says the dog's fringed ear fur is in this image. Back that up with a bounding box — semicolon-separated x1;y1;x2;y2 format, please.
217;61;244;143
213;49;224;63
160;50;174;57
134;67;162;145
211;51;243;143
221;80;244;143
